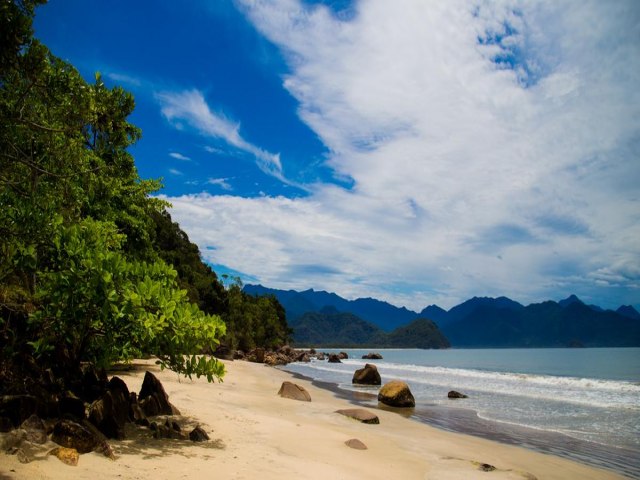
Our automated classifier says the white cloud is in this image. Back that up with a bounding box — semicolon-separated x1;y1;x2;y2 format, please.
164;0;640;310
168;168;183;176
207;177;233;191
157;89;287;181
169;152;191;161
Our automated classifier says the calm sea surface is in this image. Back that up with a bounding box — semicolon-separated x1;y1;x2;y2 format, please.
281;348;640;477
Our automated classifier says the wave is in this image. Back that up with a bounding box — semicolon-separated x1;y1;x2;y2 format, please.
299;359;640;409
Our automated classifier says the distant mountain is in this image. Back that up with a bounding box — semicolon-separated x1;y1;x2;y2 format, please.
438;296;524;327
245;285;640;347
290;309;449;348
616;305;640;320
244;284;417;331
442;300;640;347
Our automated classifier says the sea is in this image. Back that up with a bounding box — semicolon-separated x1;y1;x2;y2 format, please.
280;348;640;478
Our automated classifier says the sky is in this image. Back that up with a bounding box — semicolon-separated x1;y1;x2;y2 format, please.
34;0;640;311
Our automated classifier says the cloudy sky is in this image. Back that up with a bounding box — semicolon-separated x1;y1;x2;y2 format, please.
35;0;639;311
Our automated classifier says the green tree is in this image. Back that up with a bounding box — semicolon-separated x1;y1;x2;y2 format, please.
0;0;225;389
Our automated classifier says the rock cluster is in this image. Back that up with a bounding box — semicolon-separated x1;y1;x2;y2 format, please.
362;352;383;360
0;368;211;467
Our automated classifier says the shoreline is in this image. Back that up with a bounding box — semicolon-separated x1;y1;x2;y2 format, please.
285;369;639;478
1;358;627;479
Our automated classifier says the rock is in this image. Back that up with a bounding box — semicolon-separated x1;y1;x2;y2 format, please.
129;393;148;426
309;348;316;354
327;354;342;363
212;344;234;360
0;395;37;428
315;353;325;361
2;429;26;451
80;365;109;400
447;390;468;399
296;352;311;363
49;447;79;466
139;371;175;416
479;463;496;472
337;352;349;360
59;393;86;421
16;448;30;463
20;414;47;444
335;408;380;424
254;348;265;363
51;419;98;453
344;438;367;450
264;353;289;366
277;381;311;402
233;350;246;360
189;426;210;442
88;377;130;439
378;380;415;408
352;363;381;385
362;352;383;360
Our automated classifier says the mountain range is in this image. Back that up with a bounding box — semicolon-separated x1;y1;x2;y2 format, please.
243;285;640;348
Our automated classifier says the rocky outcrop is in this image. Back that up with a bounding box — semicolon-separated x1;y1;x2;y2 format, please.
277;381;311;402
139;371;179;416
51;419;98;453
352;363;381;385
335;408;380;424
377;380;415;408
447;390;468;399
88;376;130;439
0;395;37;429
327;354;342;363
362;352;383;359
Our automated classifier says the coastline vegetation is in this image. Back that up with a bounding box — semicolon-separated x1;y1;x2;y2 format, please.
0;0;289;395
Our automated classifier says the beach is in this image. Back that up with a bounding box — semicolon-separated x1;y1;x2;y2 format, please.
1;359;625;480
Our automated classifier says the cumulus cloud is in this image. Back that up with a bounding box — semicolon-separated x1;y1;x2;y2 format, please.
163;0;640;309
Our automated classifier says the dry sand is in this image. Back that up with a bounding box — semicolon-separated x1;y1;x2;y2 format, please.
0;359;624;479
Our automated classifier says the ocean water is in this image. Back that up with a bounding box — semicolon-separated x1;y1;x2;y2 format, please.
281;348;640;477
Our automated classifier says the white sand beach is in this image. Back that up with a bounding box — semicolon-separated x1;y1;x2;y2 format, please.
1;359;624;480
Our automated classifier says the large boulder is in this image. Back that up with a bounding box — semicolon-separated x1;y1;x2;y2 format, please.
88;376;130;439
51;420;98;453
139;371;178;416
335;408;380;424
277;381;311;402
352;363;381;385
378;380;415;408
337;352;349;360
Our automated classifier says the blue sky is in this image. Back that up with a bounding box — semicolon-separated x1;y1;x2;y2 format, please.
34;0;640;311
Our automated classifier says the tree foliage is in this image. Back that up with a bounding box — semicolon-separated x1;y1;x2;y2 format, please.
0;0;225;388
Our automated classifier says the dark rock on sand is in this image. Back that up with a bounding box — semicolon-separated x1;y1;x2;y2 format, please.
189;426;210;442
479;463;496;472
352;363;381;385
139;371;179;416
378;380;415;408
447;390;468;399
362;352;383;360
0;395;37;428
58;393;86;421
51;419;98;453
335;408;380;424
277;381;312;402
345;438;368;450
88;377;131;439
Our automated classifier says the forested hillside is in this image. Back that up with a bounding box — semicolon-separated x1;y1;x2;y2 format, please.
0;1;288;395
